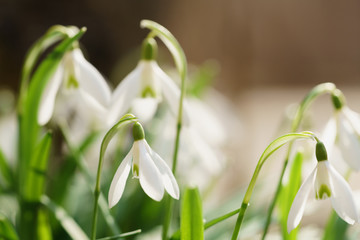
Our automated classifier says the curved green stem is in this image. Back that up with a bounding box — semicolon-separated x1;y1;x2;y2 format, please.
90;115;137;240
140;20;188;240
261;82;337;239
231;132;317;240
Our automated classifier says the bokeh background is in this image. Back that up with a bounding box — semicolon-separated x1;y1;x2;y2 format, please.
2;0;360;95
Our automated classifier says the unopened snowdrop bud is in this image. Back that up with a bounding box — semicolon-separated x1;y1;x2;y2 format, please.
331;89;345;110
132;122;145;141
141;38;157;61
315;142;327;162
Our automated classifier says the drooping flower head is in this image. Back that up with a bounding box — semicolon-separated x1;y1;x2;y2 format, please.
322;89;360;171
107;38;188;125
108;122;179;208
38;27;111;126
287;141;358;232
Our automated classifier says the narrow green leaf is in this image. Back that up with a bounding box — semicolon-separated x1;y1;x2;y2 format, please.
95;229;141;240
0;213;18;240
19;27;86;197
181;187;204;240
19;25;69;111
279;150;303;240
0;148;13;189
140;20;187;82
322;211;348;240
41;195;89;240
24;132;52;201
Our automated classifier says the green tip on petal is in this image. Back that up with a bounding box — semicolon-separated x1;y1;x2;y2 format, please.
141;38;157;60
331;89;345;110
316;142;328;162
316;184;331;199
66;75;79;89
133;122;145;141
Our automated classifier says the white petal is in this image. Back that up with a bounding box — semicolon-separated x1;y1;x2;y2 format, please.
108;150;132;208
152;62;190;125
326;161;359;224
107;64;142;126
287;167;317;233
131;98;159;123
322;117;337;155
138;140;164;201
343;107;360;135
145;141;180;199
71;49;111;108
337;114;360;171
38;63;64;125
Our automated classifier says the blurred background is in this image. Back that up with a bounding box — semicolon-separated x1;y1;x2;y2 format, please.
1;1;360;238
1;0;360;95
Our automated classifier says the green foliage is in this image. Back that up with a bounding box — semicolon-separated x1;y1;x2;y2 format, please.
0;213;18;240
181;187;204;240
278;151;304;240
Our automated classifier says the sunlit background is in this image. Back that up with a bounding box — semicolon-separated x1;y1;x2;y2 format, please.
1;1;360;238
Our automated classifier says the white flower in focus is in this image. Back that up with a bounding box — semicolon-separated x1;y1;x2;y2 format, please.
38;47;111;126
322;92;360;171
107;38;188;125
287;143;358;233
108;122;179;208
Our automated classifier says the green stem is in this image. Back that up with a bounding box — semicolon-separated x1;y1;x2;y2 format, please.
90;116;137;240
261;158;288;240
261;82;337;239
230;132;317;240
140;20;187;240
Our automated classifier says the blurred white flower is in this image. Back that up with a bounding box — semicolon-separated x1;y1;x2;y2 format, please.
287;160;358;233
322;106;360;171
38;48;111;126
108;123;179;208
107;38;188;125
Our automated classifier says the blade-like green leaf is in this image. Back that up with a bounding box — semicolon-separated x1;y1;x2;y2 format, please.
24;132;52;201
18;27;86;197
19;25;69;111
181;187;204;240
140;20;187;81
0;148;13;189
279;150;303;240
41;195;89;240
0;213;18;240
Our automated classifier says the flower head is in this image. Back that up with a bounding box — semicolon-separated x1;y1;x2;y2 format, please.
287;142;358;232
108;122;179;208
107;38;188;125
322;90;360;171
38;38;111;125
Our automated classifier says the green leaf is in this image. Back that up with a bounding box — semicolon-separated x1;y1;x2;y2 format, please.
24;132;52;201
322;212;349;240
18;27;86;197
0;148;14;189
41;195;89;240
181;187;204;240
279;150;303;240
140;20;187;82
19;25;69;110
0;213;18;240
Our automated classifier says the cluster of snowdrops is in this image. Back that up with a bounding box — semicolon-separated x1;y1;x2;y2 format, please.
1;20;360;240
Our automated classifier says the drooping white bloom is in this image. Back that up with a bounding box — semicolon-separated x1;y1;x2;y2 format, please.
287;160;358;232
38;48;111;126
107;59;188;125
322;106;360;171
107;38;188;125
108;123;179;208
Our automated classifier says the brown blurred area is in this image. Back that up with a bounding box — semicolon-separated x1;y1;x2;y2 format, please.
1;0;360;96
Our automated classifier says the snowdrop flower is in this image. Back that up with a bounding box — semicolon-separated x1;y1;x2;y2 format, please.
322;89;360;171
287;142;358;233
108;122;179;208
38;31;111;125
107;38;188;125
